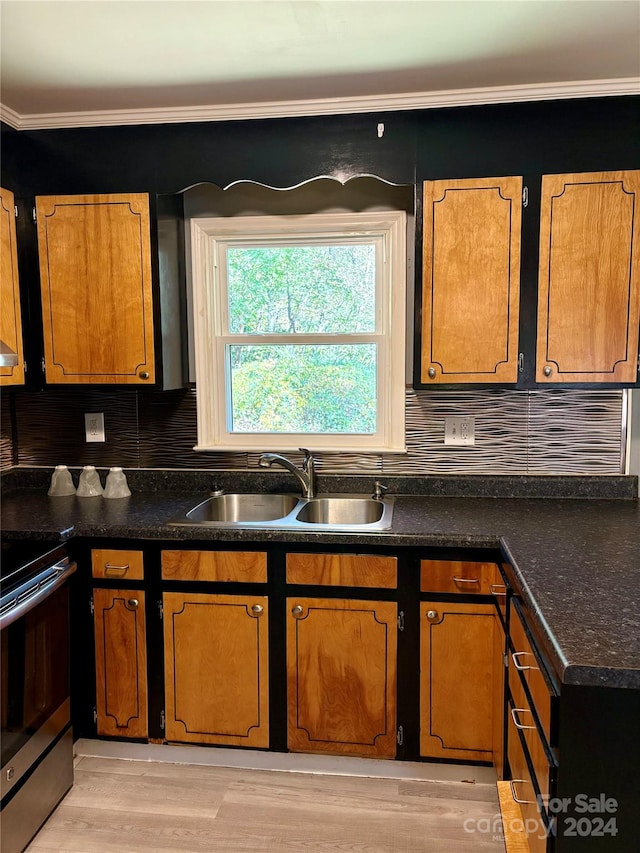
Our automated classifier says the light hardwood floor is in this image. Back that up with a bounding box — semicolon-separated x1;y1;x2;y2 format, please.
27;755;506;852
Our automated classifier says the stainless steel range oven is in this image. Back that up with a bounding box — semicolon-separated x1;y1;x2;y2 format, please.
1;542;76;853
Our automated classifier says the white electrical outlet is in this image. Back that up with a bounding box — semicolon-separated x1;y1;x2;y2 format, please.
444;416;475;446
85;412;105;443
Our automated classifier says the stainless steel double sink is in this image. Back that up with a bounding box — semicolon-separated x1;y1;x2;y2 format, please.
168;492;394;532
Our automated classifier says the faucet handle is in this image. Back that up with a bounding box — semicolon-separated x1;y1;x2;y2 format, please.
299;448;313;468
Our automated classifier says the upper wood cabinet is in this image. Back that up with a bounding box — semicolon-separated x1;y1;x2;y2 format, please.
536;170;640;384
0;187;25;385
420;176;522;384
35;193;155;384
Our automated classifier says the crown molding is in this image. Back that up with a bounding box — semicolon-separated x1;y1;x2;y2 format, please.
2;78;639;131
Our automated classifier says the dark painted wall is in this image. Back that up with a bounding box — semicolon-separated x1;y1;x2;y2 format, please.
2;97;638;197
1;96;638;468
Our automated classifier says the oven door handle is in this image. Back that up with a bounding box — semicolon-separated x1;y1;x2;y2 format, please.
0;561;77;630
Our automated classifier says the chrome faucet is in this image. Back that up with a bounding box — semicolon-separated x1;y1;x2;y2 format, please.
258;448;316;499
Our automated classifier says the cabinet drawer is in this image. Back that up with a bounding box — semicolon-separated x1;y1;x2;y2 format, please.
507;705;551;853
162;550;267;583
420;560;501;595
286;553;397;588
92;549;144;580
509;654;554;801
510;603;555;746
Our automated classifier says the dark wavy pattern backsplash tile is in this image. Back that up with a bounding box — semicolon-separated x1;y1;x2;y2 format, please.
2;386;626;475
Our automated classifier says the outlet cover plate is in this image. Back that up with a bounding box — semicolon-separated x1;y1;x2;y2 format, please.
85;412;105;443
444;416;475;446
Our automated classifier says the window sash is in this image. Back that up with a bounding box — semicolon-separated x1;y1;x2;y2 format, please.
216;234;385;337
191;211;406;452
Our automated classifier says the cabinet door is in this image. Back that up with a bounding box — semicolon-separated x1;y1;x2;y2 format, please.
492;610;506;780
537;170;640;383
163;592;269;748
421;176;522;384
36;193;155;384
93;588;147;738
0;187;25;385
420;601;495;761
287;597;397;758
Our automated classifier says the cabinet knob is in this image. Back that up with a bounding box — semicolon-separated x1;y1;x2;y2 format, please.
251;604;264;616
543;365;552;377
126;598;139;609
291;605;304;617
427;367;436;379
426;609;438;621
139;371;150;380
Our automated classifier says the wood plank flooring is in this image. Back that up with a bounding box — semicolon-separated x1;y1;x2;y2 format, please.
27;756;506;852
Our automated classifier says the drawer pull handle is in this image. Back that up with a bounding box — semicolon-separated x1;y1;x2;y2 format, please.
512;651;538;671
510;780;535;805
490;584;507;596
452;576;479;584
511;707;536;731
104;563;130;575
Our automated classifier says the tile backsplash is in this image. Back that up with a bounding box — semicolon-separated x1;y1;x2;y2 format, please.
1;386;626;475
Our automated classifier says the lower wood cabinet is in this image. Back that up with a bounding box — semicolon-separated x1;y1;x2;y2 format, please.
287;597;397;758
492;609;506;779
163;592;269;748
93;587;148;738
420;600;497;762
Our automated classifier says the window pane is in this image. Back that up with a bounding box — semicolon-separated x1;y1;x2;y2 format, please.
226;244;376;334
228;344;377;433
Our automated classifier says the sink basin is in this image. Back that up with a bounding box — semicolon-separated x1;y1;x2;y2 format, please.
295;497;384;525
169;492;393;531
185;493;299;523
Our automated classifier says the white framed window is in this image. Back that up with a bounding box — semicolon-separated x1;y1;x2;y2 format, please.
190;211;406;452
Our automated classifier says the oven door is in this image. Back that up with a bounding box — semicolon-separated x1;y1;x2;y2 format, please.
1;562;75;852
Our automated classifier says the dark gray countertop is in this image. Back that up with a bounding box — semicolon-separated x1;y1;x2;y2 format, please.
2;477;639;691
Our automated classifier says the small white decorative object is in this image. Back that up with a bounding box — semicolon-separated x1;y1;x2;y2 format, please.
48;465;76;496
103;467;131;499
76;465;104;497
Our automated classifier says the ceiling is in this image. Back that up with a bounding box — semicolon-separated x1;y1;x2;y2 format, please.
1;0;639;129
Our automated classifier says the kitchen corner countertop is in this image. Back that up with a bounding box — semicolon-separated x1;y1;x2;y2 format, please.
1;486;639;691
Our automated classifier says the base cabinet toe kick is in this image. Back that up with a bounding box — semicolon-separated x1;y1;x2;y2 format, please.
73;543;638;853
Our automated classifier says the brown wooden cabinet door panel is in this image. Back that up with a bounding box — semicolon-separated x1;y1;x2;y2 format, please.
161;550;267;583
537;170;640;383
286;553;397;588
36;193;155;384
421;176;522;383
93;588;147;738
493;611;506;780
287;597;397;758
0;187;25;385
163;592;269;748
420;601;495;761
